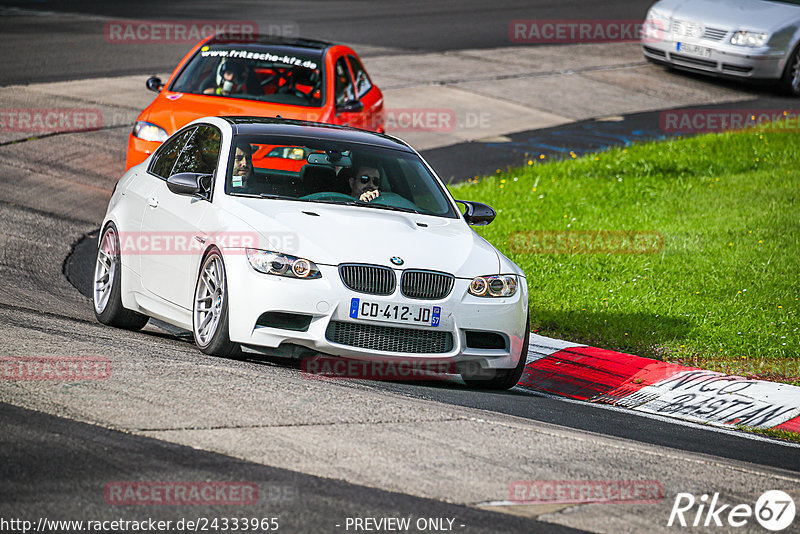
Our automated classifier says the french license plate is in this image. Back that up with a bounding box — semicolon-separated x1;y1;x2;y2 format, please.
349;297;441;327
676;42;711;58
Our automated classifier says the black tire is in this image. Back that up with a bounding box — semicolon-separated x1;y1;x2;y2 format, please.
462;313;530;390
192;249;241;357
780;42;800;97
93;223;149;330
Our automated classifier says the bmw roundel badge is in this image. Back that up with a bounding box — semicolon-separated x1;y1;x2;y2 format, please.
390;256;404;266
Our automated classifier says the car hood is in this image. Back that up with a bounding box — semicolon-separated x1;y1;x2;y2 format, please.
657;0;800;31
148;92;327;135
220;198;503;277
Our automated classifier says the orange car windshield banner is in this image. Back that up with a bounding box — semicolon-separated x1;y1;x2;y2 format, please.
200;48;318;70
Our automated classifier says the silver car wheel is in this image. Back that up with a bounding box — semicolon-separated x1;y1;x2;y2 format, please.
194;254;225;346
93;227;117;314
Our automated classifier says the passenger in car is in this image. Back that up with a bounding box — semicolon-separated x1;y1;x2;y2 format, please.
231;142;254;188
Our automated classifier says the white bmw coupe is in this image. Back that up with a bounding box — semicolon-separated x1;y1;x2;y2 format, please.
94;117;529;389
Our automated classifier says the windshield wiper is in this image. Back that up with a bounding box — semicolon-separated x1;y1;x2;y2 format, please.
309;198;422;214
229;192;301;201
356;202;421;215
259;193;295;200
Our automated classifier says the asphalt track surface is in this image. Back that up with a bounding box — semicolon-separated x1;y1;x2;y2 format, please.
425;93;798;181
0;0;655;85
1;402;577;533
3;2;800;532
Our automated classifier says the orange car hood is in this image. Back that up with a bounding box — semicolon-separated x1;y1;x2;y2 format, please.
147;92;327;134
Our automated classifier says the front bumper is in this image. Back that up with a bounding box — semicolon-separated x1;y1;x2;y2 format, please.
642;39;786;80
224;255;528;370
126;134;163;170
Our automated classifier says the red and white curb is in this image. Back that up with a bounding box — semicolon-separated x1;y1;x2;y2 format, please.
519;334;800;433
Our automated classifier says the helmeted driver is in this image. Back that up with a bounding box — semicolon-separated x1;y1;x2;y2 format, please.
203;60;249;96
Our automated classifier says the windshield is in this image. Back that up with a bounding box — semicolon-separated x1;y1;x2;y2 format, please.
225;135;459;218
170;44;325;107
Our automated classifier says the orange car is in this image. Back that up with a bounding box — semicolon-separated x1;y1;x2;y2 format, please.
251;145;318;172
126;35;385;169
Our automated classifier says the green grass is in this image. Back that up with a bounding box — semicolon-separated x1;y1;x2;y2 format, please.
735;425;800;444
449;127;800;383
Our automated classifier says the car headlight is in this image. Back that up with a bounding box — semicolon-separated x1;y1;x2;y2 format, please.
132;121;168;142
730;31;768;47
469;275;517;298
246;248;321;279
644;8;671;35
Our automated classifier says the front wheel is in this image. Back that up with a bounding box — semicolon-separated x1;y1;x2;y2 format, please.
780;43;800;97
192;250;241;357
93;224;149;330
461;313;530;390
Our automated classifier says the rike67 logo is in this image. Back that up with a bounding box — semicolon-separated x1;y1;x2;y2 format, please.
668;490;796;531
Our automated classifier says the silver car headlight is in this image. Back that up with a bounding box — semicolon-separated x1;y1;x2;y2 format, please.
730;31;769;47
469;275;518;298
246;249;321;279
644;8;671;35
132;121;168;142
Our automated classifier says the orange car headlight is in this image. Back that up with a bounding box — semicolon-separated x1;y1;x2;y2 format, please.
132;121;168;142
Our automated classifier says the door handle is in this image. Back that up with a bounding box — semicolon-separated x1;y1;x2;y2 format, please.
147;197;158;208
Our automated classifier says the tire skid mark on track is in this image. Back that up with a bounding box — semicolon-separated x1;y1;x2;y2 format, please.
136;416;467;433
0;123;130;148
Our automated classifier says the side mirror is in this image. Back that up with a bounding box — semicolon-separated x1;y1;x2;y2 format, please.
456;200;496;226
335;99;364;114
146;76;164;93
167;173;210;197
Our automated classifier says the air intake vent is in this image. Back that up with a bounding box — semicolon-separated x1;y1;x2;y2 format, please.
703;27;727;41
256;312;312;332
339;264;396;295
401;270;455;300
643;46;666;58
326;321;453;353
465;331;507;350
670;53;716;69
722;63;753;74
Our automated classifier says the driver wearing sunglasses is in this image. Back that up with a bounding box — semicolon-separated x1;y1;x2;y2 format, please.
349;165;382;202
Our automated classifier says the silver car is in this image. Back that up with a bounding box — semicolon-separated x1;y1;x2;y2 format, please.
642;0;800;95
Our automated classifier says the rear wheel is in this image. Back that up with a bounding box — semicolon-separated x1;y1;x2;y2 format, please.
780;43;800;96
93;223;149;330
462;313;530;390
192;249;241;357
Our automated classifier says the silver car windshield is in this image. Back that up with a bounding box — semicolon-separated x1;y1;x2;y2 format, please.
225;135;459;218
